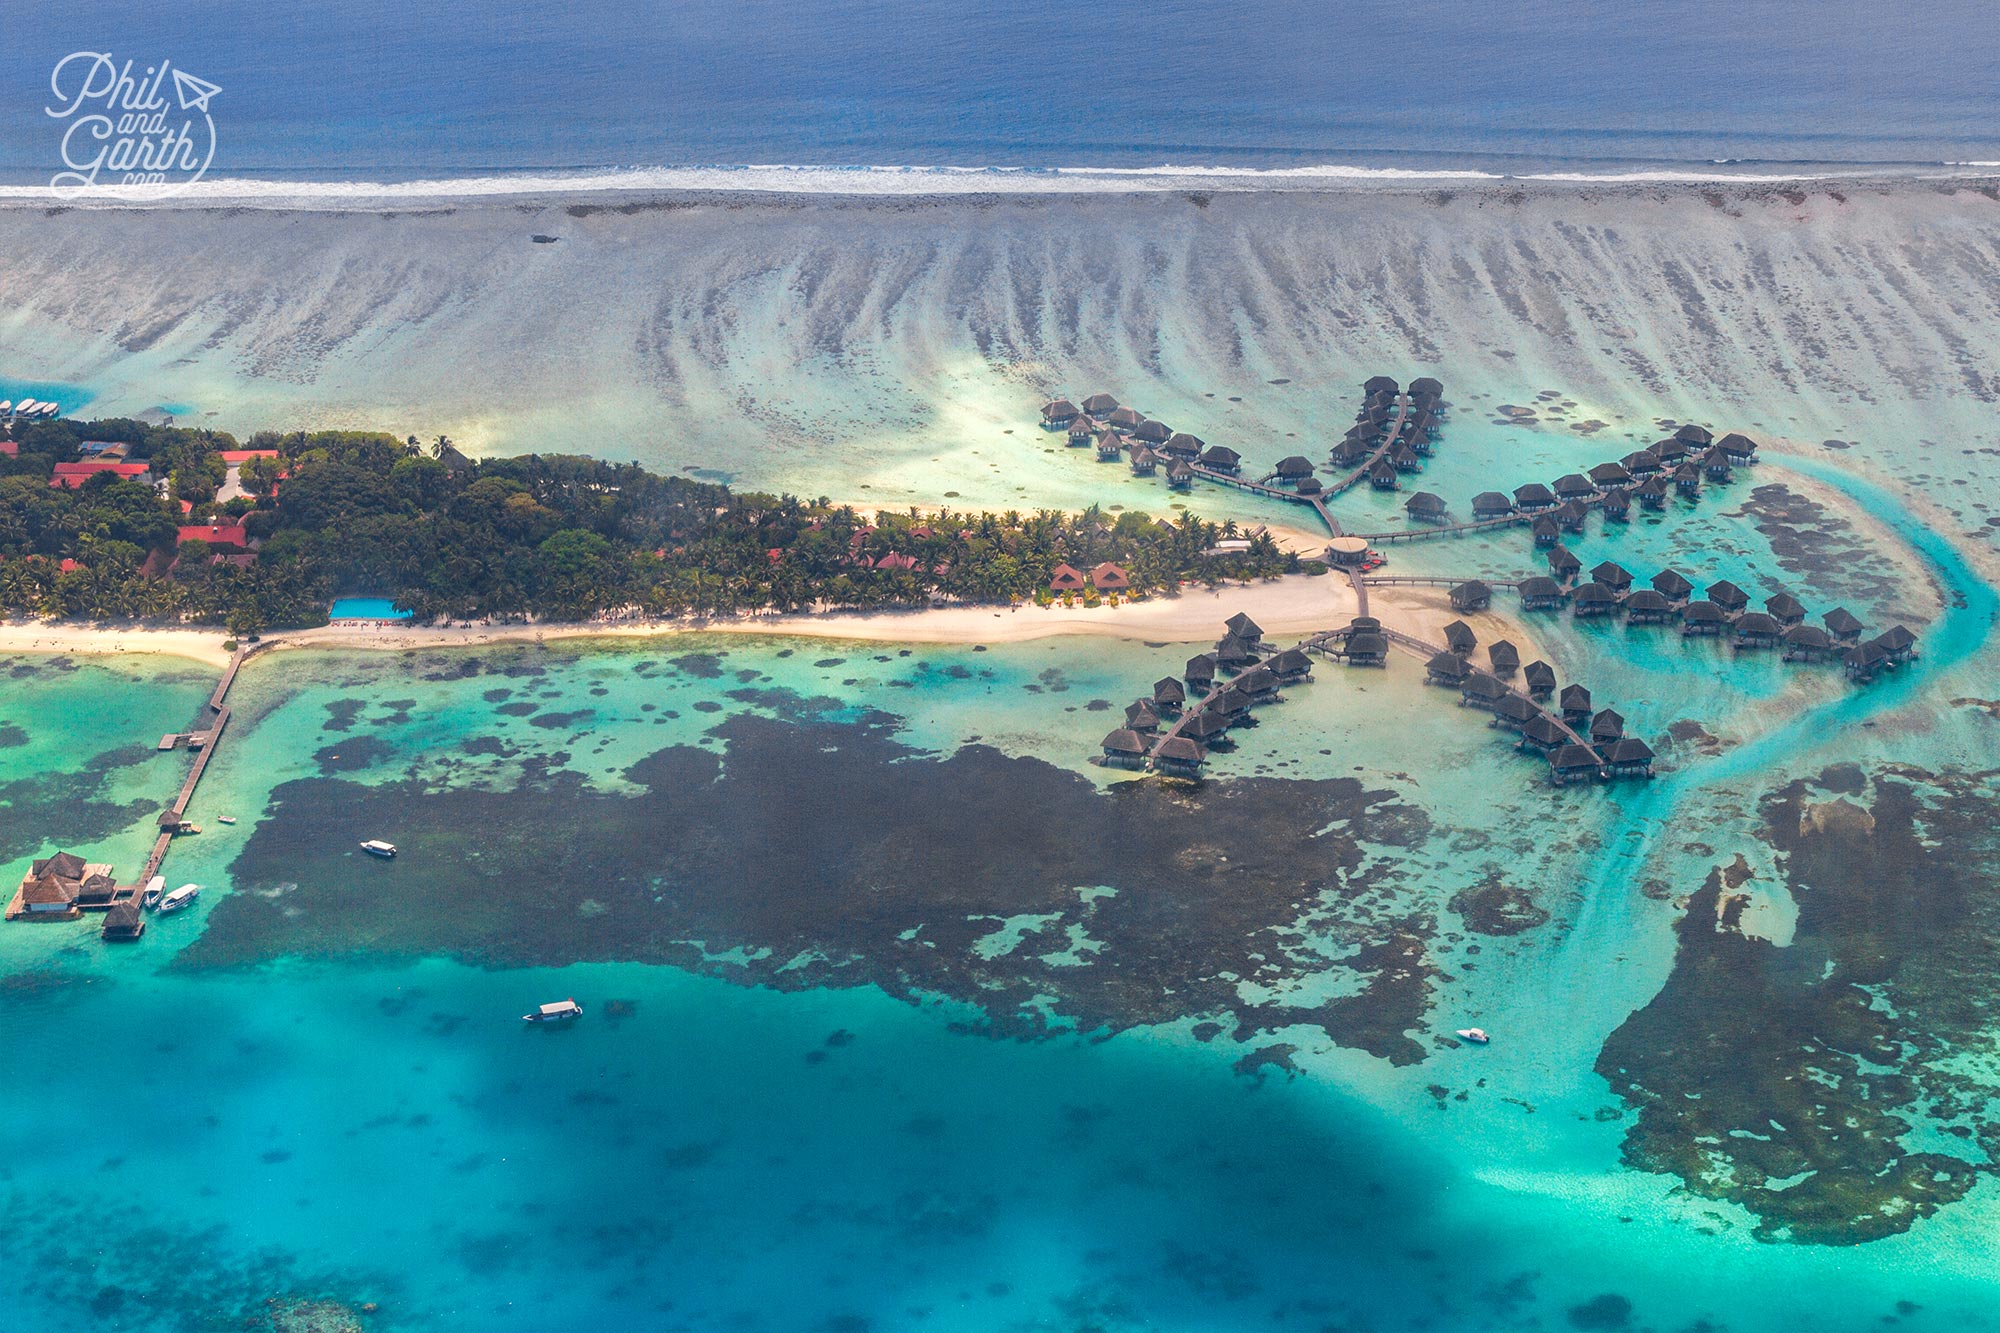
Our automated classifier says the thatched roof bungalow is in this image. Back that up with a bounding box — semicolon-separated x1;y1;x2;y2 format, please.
1129;445;1158;475
1824;607;1865;641
1599;487;1631;520
1166;460;1193;490
1154;735;1206;778
1343;631;1388;666
1491;693;1539;730
1518;576;1565;610
1095;431;1123;461
1165;432;1205;457
1651;568;1694;602
1362;375;1399;398
1042;399;1080;426
1450;580;1491;612
1090;562;1130;591
1368;460;1399;490
1152;677;1186;711
1548;743;1602;786
1553;473;1595;500
1673;462;1702;495
1589;709;1625;744
1517;712;1567;753
1637;476;1669;510
1224;612;1264;643
1082;393;1119;416
1049;564;1088;593
1523;660;1557;697
1874;625;1917;663
1185;709;1234;745
100;901;145;940
1275;455;1316;481
1623;450;1663;477
1572;582;1618;617
1215;635;1258;671
1199;445;1241;474
1443;619;1477;654
1487;640;1521;677
1680;600;1725;635
1717;432;1758;464
1425;652;1471;685
1546;546;1583;582
1603;738;1655;779
1674;424;1714;446
1706;580;1750;614
1409;376;1444;401
1067;418;1097;445
1532;515;1561;548
1134;419;1172;445
1781;624;1835;661
1185;653;1217;690
1125;700;1161;732
1460;673;1510;711
1270;648;1313;682
1653;437;1690;464
1559;684;1592;723
1555;500;1589;533
1405;491;1448;521
1588;462;1632;488
1845;640;1890;682
1765;591;1806;626
1101;729;1149;769
1471;491;1514;519
1235;666;1280;703
1623;588;1674;624
1513;482;1556;512
1591;561;1634;593
1700;448;1734;482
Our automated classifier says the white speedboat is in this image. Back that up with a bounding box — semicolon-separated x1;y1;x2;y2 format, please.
359;840;397;858
140;875;166;910
157;883;201;914
524;998;583;1024
217;816;237;825
1455;1027;1490;1045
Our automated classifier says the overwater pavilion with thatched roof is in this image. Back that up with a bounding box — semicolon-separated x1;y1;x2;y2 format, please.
1101;729;1148;769
1426;652;1471;686
1490;694;1540;731
1472;491;1514;519
1548;744;1603;786
1152;677;1186;712
1523;660;1556;697
1153;735;1206;778
1487;640;1520;676
1681;600;1725;636
1603;738;1655;779
1781;624;1836;661
1450;580;1492;613
1443;620;1477;655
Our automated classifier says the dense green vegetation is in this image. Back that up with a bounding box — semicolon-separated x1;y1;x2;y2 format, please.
0;418;1303;633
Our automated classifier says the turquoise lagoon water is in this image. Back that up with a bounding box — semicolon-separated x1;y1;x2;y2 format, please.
4;474;2000;1333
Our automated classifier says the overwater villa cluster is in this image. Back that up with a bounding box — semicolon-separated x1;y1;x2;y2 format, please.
1097;613;1315;779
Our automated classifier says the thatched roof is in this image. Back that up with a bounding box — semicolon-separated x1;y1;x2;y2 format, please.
1706;580;1749;611
1153;676;1186;704
1766;592;1806;620
1155;736;1204;764
1875;624;1917;651
1134;419;1172;443
1236;666;1279;695
1167;433;1205;453
1519;575;1563;599
32;851;87;881
1717;431;1757;456
1824;607;1864;635
1362;375;1399;396
1651;569;1693;599
1494;694;1538;723
1523;660;1556;688
1546;547;1582;576
1522;714;1565;746
1409;376;1444;398
1049;563;1087;591
1125;700;1160;728
1185;652;1217;676
1186;710;1232;739
1199;446;1240;468
1513;482;1555;507
1488;639;1520;669
1443;619;1476;652
1109;406;1144;428
1682;599;1724;623
1553;473;1594;497
1426;651;1470;680
1101;729;1148;755
1346;631;1388;657
1271;648;1311;674
1591;561;1633;590
1471;491;1512;515
1590;709;1625;741
1532;515;1560;540
1081;393;1118;414
1090;562;1131;590
1275;455;1315;477
1573;581;1616;605
1349;615;1381;631
1624;589;1672;614
1224;612;1263;639
1559;684;1592;709
1606;738;1654;764
1042;399;1079;420
1783;624;1833;649
1405;491;1447;516
1550;743;1600;770
1588;462;1632;486
1674;424;1714;445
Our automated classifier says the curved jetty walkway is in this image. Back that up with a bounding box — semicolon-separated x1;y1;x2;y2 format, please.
1186;396;1411;538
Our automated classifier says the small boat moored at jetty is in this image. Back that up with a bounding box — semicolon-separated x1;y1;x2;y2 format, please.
1455;1027;1491;1045
157;883;201;914
141;875;166;910
360;840;397;858
524;998;583;1024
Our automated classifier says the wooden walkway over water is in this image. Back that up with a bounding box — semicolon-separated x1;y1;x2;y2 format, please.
139;648;252;885
1181;396;1412;539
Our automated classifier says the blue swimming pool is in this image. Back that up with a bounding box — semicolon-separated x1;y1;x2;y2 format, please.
328;596;413;621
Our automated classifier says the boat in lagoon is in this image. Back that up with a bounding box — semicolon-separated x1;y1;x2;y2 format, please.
217;816;237;825
524;998;584;1024
157;883;201;914
360;839;397;858
140;875;165;910
1455;1028;1490;1045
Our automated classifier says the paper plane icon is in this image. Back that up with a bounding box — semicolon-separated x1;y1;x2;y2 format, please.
171;68;221;113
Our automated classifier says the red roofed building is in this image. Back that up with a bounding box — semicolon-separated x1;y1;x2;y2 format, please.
178;523;251;552
1049;563;1087;593
0;440;16;457
217;449;279;464
1089;562;1131;591
50;461;151;489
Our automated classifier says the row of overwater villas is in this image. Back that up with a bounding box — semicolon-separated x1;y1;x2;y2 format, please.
1334;376;1446;487
1098;614;1313;778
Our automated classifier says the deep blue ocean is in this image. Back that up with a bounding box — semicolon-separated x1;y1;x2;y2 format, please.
1;0;1998;182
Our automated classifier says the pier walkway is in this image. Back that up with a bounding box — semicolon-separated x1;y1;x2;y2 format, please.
139;647;253;886
1343;495;1601;546
1181;396;1413;539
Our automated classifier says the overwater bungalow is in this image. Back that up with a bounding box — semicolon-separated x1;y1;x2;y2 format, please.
1471;491;1514;519
1042;399;1080;427
1675;424;1714;446
76;874;118;911
1096;407;1136;434
1700;448;1734;482
1390;445;1421;473
1153;735;1206;778
1623;450;1663;477
1673;463;1702;496
1603;738;1656;779
1523;660;1557;697
1349;615;1382;632
1050;564;1088;593
1623;588;1674;624
1123;700;1160;734
1781;624;1836;661
1274;455;1316;484
1153;677;1186;712
1134;420;1172;446
1404;411;1438;453
1553;473;1595;501
1363;375;1400;398
1651;568;1694;602
1368;460;1399;490
1101;729;1149;769
1082;393;1119;417
1599;487;1631;521
1487;639;1521;676
1591;561;1634;593
1224;612;1265;644
1129;446;1158;476
1548;743;1602;786
1344;631;1389;666
1331;440;1371;470
1653;437;1690;465
1518;713;1567;753
100;901;145;941
1519;576;1566;610
1572;582;1618;617
1426;652;1471;686
1166;461;1194;490
1845;640;1890;682
1185;653;1217;692
1765;592;1806;626
1067;418;1097;446
1637;476;1669;511
1559;684;1592;725
1270;648;1313;683
1824;607;1865;642
1875;625;1918;664
1460;674;1510;711
1409;376;1445;404
1532;515;1561;548
1546;546;1583;583
1443;619;1477;654
1199;445;1242;474
1514;482;1556;512
1185;709;1234;746
1095;431;1123;461
1450;580;1492;613
1406;491;1448;522
1706;580;1750;615
1165;432;1205;458
1296;478;1324;497
1555;500;1589;534
1491;693;1539;730
1717;432;1758;465
1588;462;1632;489
1213;687;1257;725
1235;666;1280;704
1215;635;1258;672
1590;709;1626;744
1681;600;1726;635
